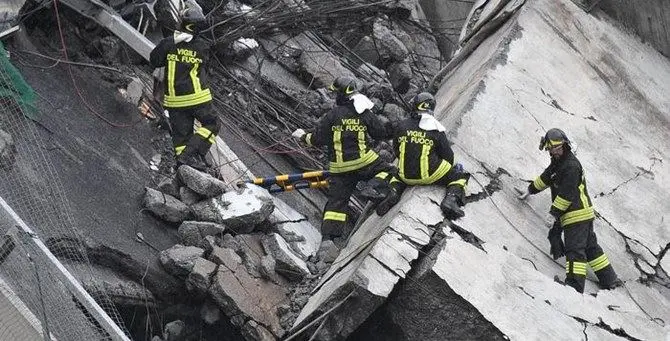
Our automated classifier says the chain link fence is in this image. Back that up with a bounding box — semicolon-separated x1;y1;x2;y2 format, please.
0;42;129;340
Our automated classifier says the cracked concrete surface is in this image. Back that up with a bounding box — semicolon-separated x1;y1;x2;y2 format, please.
384;0;669;338
292;0;670;339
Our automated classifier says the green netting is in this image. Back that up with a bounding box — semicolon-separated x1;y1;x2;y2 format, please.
0;41;38;120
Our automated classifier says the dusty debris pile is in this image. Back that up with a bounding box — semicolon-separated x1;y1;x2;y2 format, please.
144;165;335;340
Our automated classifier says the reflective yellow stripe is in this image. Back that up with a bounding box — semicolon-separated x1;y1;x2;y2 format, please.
533;176;547;191
567;261;588;275
398;141;406;179
175;145;186;155
305;133;313;146
389;176;400;184
164;89;212;108
329;150;379;173
333;131;343;164
560;207;595;226
420;144;430;179
358;130;366;158
323;211;347;221
552;196;571;211
579;179;589;209
196;126;212;139
589;254;610;271
375;172;389;179
190;63;201;92
448;178;467;188
167;60;176;97
401;160;451;185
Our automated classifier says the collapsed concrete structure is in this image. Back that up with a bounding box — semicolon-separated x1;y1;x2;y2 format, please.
291;0;670;339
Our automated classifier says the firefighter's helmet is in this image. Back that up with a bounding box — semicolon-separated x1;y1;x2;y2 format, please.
180;1;206;34
328;77;358;96
539;128;571;151
411;92;436;112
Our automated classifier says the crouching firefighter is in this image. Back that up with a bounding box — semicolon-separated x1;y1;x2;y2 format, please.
149;1;219;171
292;76;398;239
376;92;470;220
518;128;623;293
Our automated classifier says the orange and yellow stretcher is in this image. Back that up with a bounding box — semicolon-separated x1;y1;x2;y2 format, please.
247;170;329;193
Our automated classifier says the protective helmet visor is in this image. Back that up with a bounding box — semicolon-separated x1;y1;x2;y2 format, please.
539;137;565;151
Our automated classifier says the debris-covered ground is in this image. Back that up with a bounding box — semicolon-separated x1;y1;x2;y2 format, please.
1;0;467;340
2;0;669;340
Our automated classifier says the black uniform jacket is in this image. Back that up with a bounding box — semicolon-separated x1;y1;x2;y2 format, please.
387;117;454;185
528;151;595;227
150;33;212;108
304;101;385;174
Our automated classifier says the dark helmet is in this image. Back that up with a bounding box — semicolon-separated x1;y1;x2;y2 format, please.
410;92;436;117
180;1;206;34
412;92;436;111
539;128;571;150
329;76;358;96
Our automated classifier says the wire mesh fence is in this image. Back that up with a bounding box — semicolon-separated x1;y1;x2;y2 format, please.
0;42;129;340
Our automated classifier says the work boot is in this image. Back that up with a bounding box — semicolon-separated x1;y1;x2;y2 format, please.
440;185;466;220
440;195;464;220
375;187;400;216
599;278;624;290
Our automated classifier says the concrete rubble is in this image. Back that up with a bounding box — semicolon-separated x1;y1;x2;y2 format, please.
144;165;326;340
6;0;669;339
289;0;670;340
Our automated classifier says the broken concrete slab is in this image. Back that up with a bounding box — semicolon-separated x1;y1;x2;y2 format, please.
159;244;205;277
661;252;670;277
429;0;525;90
291;32;356;88
178;221;226;247
423;238;666;340
190;184;274;233
372;19;410;63
268;198;321;259
261;233;310;281
221;233;266;278
186;257;217;297
292;189;434;339
144;187;191;223
178;165;228;198
208;257;288;337
434;0;670;288
209;246;242;271
241;319;276;341
156;175;180;198
460;0;525;46
178;186;201;205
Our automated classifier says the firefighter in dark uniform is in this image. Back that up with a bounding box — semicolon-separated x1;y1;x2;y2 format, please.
376;92;470;219
292;76;398;239
149;2;218;171
518;128;623;293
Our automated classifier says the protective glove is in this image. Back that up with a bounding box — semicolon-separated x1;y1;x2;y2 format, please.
517;190;529;201
547;221;565;260
291;128;306;139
